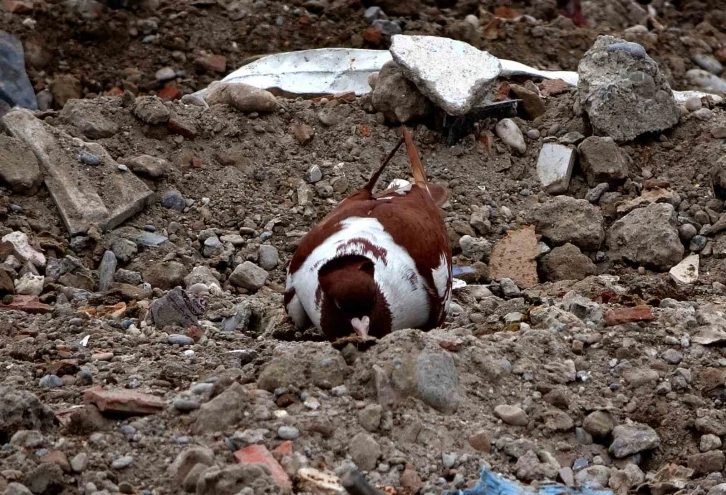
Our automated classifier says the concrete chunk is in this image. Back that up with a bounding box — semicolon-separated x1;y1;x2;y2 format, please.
2;109;154;236
390;35;501;116
537;143;574;194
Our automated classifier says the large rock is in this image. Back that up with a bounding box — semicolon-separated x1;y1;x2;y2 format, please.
578;136;629;186
390;34;501;116
539;243;597;281
609;423;660;458
529;197;605;250
577;36;680;142
0;387;54;443
60;99;119;139
0;135;42;194
2;108;154;235
607;203;684;270
371;61;433;123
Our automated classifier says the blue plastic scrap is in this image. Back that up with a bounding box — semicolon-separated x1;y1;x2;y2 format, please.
445;467;613;495
0;31;37;111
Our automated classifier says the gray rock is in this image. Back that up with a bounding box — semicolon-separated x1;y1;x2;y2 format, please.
136;231;168;247
0;135;43;195
2;108;154;236
687;69;726;94
257;345;347;391
578;136;629;186
0;31;37;112
416;352;459;413
172;398;200;412
359;404;383;432
98;250;117;292
168;446;215;485
258;245;279;271
539;243;597;281
196;464;276;495
277;425;300;440
583;410;615;437
122;154;170;178
578;36;679;142
39;375;63;388
459;235;491;262
371;61;433;123
60;99;119;139
575;465;611;489
155;67;176;81
161;190;186;211
349;432;381;471
168;334;194;346
149;287;206;329
609;423;660;458
204;81;278;113
203;236;223;258
114;268;142;285
390;34;502;116
372;19;402;36
536;143;574;194
184;266;220;289
692;54;723;75
230;261;269;292
5;483;33;495
110;238;138;265
9;430;44;447
679;223;698;241
192;382;250;435
500;278;521;298
132;96;170;124
70;452;89;473
701;434;722;452
22;463;64;495
529;196;605;250
494;404;529;426
607;203;684;270
143;261;187;290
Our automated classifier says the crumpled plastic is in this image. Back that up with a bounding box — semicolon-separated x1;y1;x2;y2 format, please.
446;466;613;495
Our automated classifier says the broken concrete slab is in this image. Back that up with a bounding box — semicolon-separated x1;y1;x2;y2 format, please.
390;35;501;116
0;135;43;195
536;143;575;194
669;254;699;285
2;108;154;236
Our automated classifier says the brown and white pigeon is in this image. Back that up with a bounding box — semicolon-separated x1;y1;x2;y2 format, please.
284;126;452;342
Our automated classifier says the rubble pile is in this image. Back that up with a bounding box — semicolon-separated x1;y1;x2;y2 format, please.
2;1;726;495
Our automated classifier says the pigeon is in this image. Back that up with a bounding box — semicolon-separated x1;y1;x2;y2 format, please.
284;126;453;342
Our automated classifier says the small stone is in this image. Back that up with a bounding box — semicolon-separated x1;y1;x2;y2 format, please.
291;123;315;144
669;254;699;284
688;450;726;476
230;261;269;292
499;278;521;298
161;190;186;211
168;334;194;346
359;404;382;432
701;434;722;452
510;84;546;119
468;430;491;452
15;273;44;295
349;432;381;471
194;53;227;73
371;61;433;123
204;81;278;113
110;239;138;264
578;136;629;186
529;196;604;250
277;426;300;440
690;235;708;252
2;231;46;267
307;165;323;183
258;245;279;271
583;410;615;437
84;388;165;415
495;118;526;154
155;67;176;81
459;235;491;262
112;455;134;469
494;405;529;426
0;135;43;194
173;398;200;412
609;423;660;458
679;223;698;241
122;155;170;178
536;143;574;194
98;250;117;292
70;452;88;472
133;96;170;124
539;243;597;281
662;348;683;365
39;374;63;388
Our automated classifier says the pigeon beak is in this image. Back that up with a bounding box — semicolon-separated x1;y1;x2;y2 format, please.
351;316;370;338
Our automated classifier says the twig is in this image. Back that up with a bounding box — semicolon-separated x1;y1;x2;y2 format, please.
363;136;405;193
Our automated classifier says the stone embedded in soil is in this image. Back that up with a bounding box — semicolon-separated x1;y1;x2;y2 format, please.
0;135;43;195
98;250;117;292
2;108;154;235
358;404;382;432
122;154;170;178
196;464;278;495
669;254;699;284
539;243;597;281
234;444;292;493
144;261;187;290
84;387;165;415
510;83;546;119
204;81;279;113
50;74;81;109
495;118;526;154
371;61;433;123
459;235;491;262
257;345;347;391
148;287;206;328
161;190;186;211
578;136;629;186
416;351;459;413
23;462;64;495
494;404;529;426
0;387;54;441
192;382;249;434
583;410;615;437
607;203;684;270
536;143;574;194
609;423;660;458
489;226;539;288
701;434;722;452
230;261;269;291
389;34;502;116
132;96;171;124
60;98;119;139
529;196;604;250
577;36;680;142
349;432;381;471
168;446;215;485
258;245;279;271
689;451;726;476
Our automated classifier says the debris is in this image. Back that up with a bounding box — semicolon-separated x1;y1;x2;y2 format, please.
297;468;343;495
230;261;269;291
0;31;37;114
489;226;539;288
495;118;526;154
669;254;699;285
604;306;654;327
539;243;597;281
148;287;206;328
2;108;154;236
83;387;165;415
578;137;629;186
389;35;501;116
536;143;575;194
204;81;278;113
529;196;605;250
0;295;52;314
0;135;42;194
235;444;292;493
371;61;433;123
1;231;45;267
577;36;680;142
609;423;661;458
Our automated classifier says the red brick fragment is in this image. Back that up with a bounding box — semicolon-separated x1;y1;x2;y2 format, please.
273;440;293;457
84;387;165;415
364;27;383;45
235;445;292;493
0;295;52;314
158;85;181;101
604;306;654;327
195;54;227;73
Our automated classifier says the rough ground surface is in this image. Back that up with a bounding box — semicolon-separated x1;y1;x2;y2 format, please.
3;1;726;495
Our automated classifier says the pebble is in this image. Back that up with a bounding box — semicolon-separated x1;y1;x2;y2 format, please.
70;452;88;472
278;426;300;440
495;118;526;154
155;67;177;81
173;398;201;412
494;405;529;426
168;335;195;346
112;456;134;469
39;375;63;388
161;190;186;211
78;150;101;166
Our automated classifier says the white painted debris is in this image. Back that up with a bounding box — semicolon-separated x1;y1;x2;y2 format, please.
495;118;526;154
669;254;699;285
390;35;502;116
2;231;46;267
452;279;467;291
80;335;90;347
537;143;575;194
499;59;578;86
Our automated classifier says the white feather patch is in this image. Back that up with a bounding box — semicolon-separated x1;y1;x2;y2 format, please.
289;216;431;330
431;252;452;319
